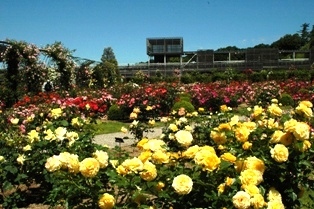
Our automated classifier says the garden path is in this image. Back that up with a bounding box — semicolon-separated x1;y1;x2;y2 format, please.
93;127;163;148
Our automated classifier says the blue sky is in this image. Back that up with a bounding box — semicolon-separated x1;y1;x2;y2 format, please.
1;0;314;65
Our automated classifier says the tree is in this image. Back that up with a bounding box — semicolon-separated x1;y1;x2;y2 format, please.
101;47;118;65
253;43;271;49
299;23;310;45
271;34;303;50
310;25;314;49
93;47;121;87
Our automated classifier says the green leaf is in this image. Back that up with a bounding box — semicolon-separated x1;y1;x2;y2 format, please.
61;120;69;126
4;165;18;174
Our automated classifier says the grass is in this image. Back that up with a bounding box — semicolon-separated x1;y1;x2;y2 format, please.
87;120;129;135
87;119;166;135
300;189;314;208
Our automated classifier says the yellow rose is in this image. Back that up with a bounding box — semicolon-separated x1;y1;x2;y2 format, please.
270;144;289;163
235;126;250;142
130;112;138;119
151;150;169;164
156;182;165;191
210;130;227;145
301;140;311;152
45;155;62;172
250;193;266;208
168;123;178;132
242;141;252;150
28;130;40;143
109;160;118;168
146;105;153;111
140;161;157;181
242;184;260;196
116;165;128;176
192;111;198;116
217;183;225;194
280;132;294;146
66;131;79;146
172;174;193;195
23;144;32;152
58;152;72;169
235;160;244;173
229;115;239;126
243;156;265;173
71;117;82;127
142;139;166;152
184;125;193;131
120;126;128;133
51;108;62;119
148;119;155;126
175;130;193;147
270;130;285;144
225;177;235;186
221;152;237;163
296;101;313;117
79;158;100;178
252;105;264;118
265;118;279;129
293;122;310;141
240;169;263;186
44;129;56;141
284;119;298;133
218;123;232;131
93;150;109;168
130;120;139;128
27;114;34;122
243;121;257;131
182;145;200;159
267;187;282;202
54;127;67;141
267;200;285;209
133;107;141;113
299;100;313;108
194;149;220;172
137;138;149;150
121;157;143;173
220;104;229;112
53;152;78;173
232;191;251;209
10;118;19;125
138;150;152;163
198;107;205;112
268;103;282;117
98;193;115;209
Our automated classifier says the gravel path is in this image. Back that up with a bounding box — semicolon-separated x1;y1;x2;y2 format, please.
93;127;164;148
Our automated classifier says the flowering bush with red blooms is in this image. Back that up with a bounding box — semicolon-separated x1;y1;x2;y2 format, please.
188;81;252;112
13;90;114;118
188;79;314;112
278;79;314;102
116;82;179;119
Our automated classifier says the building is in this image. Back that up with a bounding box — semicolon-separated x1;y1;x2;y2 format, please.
146;37;183;64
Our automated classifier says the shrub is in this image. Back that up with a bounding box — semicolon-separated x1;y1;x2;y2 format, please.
178;93;192;102
172;100;195;113
211;72;228;82
107;104;127;121
279;93;295;107
250;71;265;82
180;73;195;84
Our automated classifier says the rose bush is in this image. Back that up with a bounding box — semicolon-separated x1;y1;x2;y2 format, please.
0;80;314;208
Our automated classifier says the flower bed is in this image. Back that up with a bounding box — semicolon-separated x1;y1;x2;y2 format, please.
0;80;314;208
